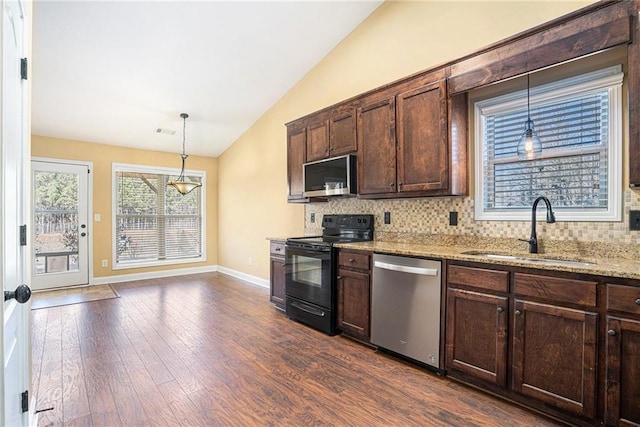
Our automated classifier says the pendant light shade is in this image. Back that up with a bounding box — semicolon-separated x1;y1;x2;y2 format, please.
167;113;202;195
516;75;543;160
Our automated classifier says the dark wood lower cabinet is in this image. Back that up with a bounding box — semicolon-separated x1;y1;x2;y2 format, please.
269;240;286;311
337;268;370;341
606;316;640;426
336;249;372;342
446;288;507;386
512;300;597;418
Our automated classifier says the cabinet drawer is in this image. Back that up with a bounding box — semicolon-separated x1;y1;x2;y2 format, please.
270;241;285;256
447;265;508;292
338;251;370;271
514;273;596;307
607;284;640;315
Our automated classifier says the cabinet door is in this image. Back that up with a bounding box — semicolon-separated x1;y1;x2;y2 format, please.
305;119;330;162
357;97;396;195
337;268;370;341
606;316;640;426
512;300;597;418
270;256;286;311
446;288;508;386
287;126;306;200
330;108;357;157
397;80;448;193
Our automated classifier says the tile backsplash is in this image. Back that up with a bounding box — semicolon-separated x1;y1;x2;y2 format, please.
305;189;640;259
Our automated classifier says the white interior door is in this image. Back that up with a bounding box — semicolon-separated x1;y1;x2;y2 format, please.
2;0;32;425
31;161;89;290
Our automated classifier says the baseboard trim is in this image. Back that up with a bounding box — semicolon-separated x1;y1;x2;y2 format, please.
216;266;269;288
93;265;218;285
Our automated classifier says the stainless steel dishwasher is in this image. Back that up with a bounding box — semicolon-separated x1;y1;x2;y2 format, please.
371;253;442;370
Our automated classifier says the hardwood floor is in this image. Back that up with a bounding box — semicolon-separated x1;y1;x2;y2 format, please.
31;272;561;426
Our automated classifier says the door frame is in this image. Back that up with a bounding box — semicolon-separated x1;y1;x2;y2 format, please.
31;157;93;288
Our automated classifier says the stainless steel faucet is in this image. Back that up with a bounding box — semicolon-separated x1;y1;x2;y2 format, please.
519;196;556;253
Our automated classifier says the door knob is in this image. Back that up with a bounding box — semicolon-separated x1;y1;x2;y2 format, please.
5;284;31;303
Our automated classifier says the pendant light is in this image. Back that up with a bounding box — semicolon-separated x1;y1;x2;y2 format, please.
516;74;543;160
167;113;202;195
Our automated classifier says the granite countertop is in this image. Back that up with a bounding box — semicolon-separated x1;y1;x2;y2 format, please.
335;240;640;281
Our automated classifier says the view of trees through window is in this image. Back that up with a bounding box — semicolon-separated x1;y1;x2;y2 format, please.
34;171;79;274
115;170;202;265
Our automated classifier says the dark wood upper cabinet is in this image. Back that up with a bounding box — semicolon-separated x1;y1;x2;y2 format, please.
397;80;448;193
628;0;640;186
305;108;357;163
305;118;330;163
286;125;306;201
357;97;397;196
329;107;357;158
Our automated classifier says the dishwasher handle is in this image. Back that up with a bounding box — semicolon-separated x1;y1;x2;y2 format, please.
374;260;438;276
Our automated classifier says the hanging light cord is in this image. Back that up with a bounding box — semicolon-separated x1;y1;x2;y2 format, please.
526;74;531;122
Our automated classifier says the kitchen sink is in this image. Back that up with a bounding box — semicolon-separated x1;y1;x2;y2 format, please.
460;251;596;267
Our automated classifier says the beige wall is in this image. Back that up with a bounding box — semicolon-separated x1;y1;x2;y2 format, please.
32;135;218;278
217;1;595;280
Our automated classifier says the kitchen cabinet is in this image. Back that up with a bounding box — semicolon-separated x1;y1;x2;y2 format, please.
337;249;371;342
269;240;286;311
605;283;640;426
357;77;466;198
357;97;396;195
446;265;509;387
512;273;598;419
286;125;307;202
304;117;330;163
306;108;357;163
446;263;599;423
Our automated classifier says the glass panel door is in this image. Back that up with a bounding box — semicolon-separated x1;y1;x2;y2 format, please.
32;161;89;290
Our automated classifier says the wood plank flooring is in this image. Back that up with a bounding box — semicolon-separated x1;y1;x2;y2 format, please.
31;272;561;426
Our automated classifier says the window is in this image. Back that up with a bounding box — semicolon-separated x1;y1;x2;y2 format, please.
113;163;205;268
474;66;623;221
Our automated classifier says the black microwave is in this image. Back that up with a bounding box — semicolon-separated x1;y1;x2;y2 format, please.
303;154;357;197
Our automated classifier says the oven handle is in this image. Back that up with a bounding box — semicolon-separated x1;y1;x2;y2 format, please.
291;301;326;317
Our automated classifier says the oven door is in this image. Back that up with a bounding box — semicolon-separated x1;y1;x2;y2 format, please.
285;243;333;309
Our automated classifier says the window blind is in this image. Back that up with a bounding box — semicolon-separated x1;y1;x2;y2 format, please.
483;91;609;211
115;170;202;264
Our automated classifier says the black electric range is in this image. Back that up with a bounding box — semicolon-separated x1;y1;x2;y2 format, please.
285;214;374;335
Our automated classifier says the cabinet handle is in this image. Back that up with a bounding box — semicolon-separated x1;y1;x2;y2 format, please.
389;183;395;187
281;263;286;267
635;298;640;305
608;329;617;336
275;248;281;252
398;182;403;186
337;276;342;280
496;306;504;313
515;310;521;316
348;258;355;263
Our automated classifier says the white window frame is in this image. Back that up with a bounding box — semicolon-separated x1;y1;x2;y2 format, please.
474;65;623;222
112;162;206;269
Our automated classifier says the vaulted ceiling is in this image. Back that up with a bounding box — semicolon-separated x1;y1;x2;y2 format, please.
31;1;382;157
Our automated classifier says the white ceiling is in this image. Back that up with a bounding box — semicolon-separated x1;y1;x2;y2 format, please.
31;1;382;157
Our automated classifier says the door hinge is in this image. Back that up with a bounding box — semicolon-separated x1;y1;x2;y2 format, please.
20;58;27;80
21;390;28;413
20;225;27;246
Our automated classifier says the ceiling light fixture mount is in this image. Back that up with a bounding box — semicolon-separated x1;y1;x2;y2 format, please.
516;74;543;160
167;113;202;195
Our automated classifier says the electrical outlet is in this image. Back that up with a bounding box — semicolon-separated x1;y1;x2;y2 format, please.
310;213;315;223
248;257;253;266
101;259;108;267
384;212;391;224
449;211;458;226
630;210;640;230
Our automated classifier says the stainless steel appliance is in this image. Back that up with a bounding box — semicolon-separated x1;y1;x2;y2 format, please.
371;253;442;371
303;154;356;198
285;214;373;335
